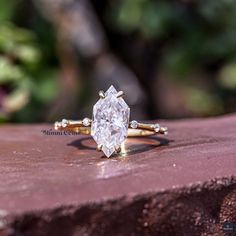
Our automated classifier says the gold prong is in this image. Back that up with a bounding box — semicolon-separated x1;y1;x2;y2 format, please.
116;91;124;98
99;90;105;98
115;145;121;153
97;144;103;151
160;127;168;135
54;122;59;130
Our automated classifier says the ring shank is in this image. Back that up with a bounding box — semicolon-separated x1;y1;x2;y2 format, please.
65;127;156;137
55;120;167;137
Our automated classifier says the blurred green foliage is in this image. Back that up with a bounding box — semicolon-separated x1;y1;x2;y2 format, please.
108;0;236;116
1;0;236;121
112;0;236;62
0;0;58;122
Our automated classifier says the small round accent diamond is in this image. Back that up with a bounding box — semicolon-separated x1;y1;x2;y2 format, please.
82;117;90;127
153;123;160;133
61;119;68;128
130;120;138;129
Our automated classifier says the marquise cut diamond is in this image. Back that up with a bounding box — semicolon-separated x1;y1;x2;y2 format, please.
91;85;130;157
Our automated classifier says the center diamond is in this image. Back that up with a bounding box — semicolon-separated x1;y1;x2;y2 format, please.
91;85;130;157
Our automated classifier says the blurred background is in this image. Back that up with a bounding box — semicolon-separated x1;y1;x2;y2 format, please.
0;0;236;123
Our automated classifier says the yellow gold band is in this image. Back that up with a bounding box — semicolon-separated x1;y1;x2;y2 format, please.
54;119;168;137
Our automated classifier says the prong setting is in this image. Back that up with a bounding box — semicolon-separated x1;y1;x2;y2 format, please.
115;145;121;153
130;120;138;129
163;127;168;135
153;123;160;133
116;91;124;98
97;144;103;151
99;90;105;99
82;117;91;127
92;86;130;157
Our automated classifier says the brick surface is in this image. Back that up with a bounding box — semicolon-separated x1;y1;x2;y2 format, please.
0;114;235;235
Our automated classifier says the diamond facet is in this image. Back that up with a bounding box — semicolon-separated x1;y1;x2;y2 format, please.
91;85;130;157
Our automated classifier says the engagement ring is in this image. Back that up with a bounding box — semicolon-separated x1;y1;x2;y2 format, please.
54;85;168;157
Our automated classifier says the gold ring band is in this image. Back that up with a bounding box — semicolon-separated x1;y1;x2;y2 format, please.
55;119;168;137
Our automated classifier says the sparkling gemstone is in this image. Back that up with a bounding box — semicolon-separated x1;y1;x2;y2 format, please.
82;117;90;127
130;120;138;129
61;119;68;128
91;85;130;157
153;123;160;132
